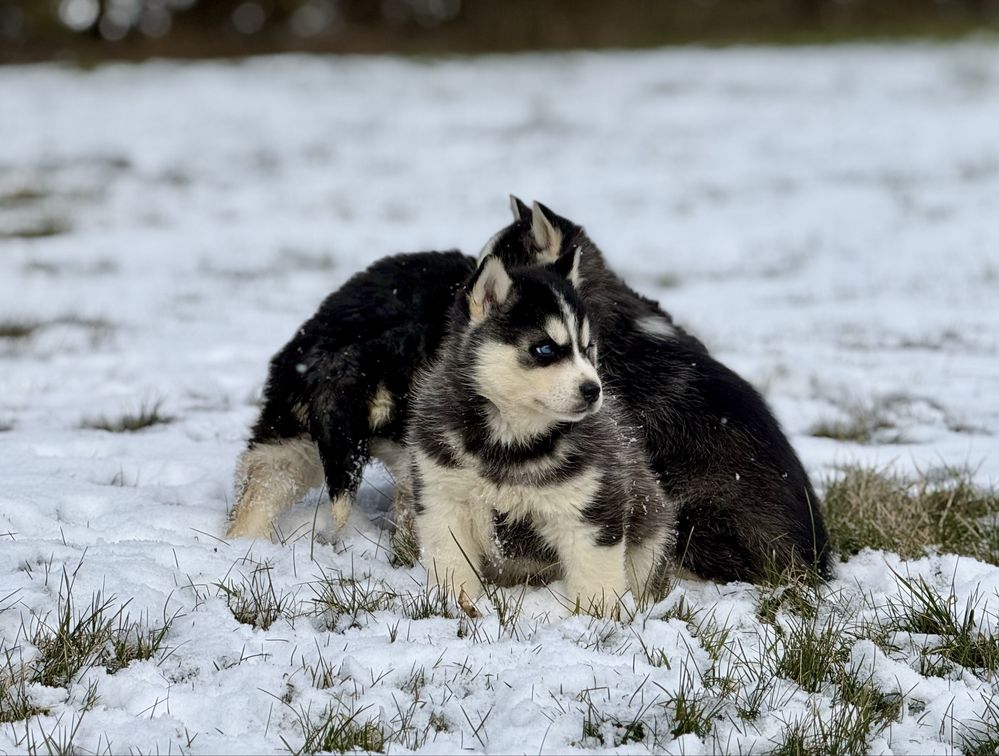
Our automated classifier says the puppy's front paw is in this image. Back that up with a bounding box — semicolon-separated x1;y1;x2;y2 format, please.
571;586;623;620
458;588;481;618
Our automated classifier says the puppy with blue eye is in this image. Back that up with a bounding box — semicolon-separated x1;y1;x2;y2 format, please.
408;247;677;617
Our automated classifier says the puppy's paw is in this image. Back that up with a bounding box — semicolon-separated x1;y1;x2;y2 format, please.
571;587;623;620
330;494;353;530
225;510;272;540
458;588;481;619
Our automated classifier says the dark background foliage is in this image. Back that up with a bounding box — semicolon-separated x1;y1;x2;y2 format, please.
2;0;999;64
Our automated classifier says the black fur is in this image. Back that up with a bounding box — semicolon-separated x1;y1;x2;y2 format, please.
497;202;830;581
409;256;675;596
248;250;476;504
239;203;830;582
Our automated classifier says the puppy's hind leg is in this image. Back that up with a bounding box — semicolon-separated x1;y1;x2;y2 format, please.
307;369;384;534
228;437;324;539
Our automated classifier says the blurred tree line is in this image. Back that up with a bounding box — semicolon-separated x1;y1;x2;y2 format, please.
1;0;997;63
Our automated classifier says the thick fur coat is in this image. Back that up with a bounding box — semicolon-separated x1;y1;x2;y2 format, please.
228;199;829;583
409;251;676;615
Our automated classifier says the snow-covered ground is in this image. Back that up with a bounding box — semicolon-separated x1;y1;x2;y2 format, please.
1;44;998;754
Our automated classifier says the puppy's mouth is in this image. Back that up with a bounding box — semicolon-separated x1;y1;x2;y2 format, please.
535;400;592;423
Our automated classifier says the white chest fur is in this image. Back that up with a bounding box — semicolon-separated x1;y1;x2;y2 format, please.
415;449;602;527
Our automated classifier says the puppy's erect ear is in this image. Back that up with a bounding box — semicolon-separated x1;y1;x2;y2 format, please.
530;200;563;263
468;255;513;323
509;194;531;221
550;245;582;289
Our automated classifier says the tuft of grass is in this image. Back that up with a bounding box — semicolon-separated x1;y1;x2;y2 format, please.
389;520;420;568
809;399;904;444
81;400;173;433
0;649;44;724
578;690;655;748
883;572;998;678
960;695;999;756
756;564;821;623
284;702;386;755
25;567;174;691
216;564;295;630
658;594;698;624
15;711;90;756
824;464;999;564
0;217;71;239
299;651;341;690
104;613;175;674
0;320;41;340
663;664;726;739
834;668;904;733
0;187;49;207
771;679;900;756
772;614;850;694
0;316;113;352
401;585;457;621
30;589;126;689
653;272;682;289
309;569;393;631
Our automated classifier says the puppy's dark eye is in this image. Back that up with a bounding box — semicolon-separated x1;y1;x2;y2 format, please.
585;342;597;358
530;341;558;362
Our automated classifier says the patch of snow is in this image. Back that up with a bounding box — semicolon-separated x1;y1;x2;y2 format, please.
2;43;998;754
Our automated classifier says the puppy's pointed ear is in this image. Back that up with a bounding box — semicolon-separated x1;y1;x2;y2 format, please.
509;194;531;221
530;200;562;263
468;256;513;323
550;245;582;289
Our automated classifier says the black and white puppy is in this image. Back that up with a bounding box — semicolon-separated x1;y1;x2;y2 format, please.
228;198;829;585
409;250;676;617
226;251;475;540
492;199;830;583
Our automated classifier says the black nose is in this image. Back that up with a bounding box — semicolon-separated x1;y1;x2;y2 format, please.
580;382;601;405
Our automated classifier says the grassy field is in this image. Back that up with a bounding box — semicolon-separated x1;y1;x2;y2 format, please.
2;45;999;753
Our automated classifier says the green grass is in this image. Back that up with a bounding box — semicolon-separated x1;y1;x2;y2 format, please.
0;565;175;728
400;585;458;621
0;316;114;349
309;569;394;631
664;664;726;739
578;690;654;748
772;614;850;693
882;572;999;678
216;563;296;630
0;320;41;340
0;217;70;239
0;649;43;724
960;696;999;756
0;188;49;208
809;399;904;444
284;702;386;755
81;400;173;433
5;458;998;750
824;464;999;565
28;590;174;690
30;588;128;688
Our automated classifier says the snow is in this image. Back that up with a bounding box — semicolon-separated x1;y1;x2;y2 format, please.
2;43;999;754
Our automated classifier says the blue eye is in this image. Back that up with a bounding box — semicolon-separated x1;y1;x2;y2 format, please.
530;342;557;360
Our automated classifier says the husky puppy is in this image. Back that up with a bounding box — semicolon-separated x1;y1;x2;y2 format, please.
497;199;830;582
228;198;829;584
409;249;676;615
226;251;475;540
